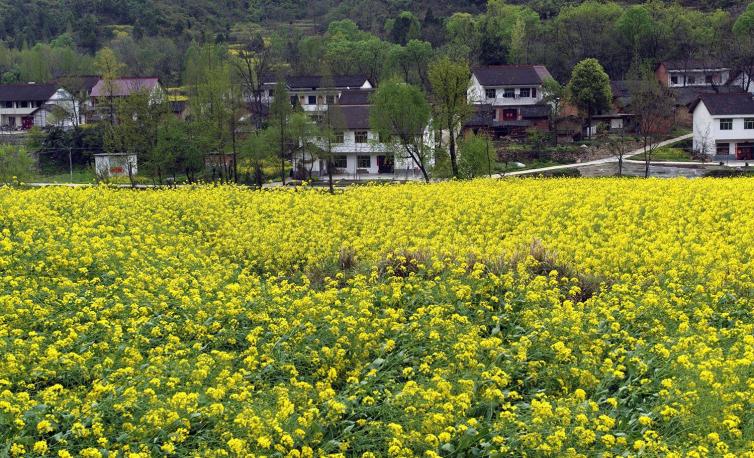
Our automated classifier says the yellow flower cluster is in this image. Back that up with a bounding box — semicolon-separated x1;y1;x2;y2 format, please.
2;179;754;456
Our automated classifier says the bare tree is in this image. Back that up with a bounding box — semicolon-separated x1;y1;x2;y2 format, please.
630;68;674;178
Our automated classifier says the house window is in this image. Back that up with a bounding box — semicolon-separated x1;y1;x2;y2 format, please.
326;95;335;105
334;131;344;143
745;119;754;129
687;76;696;85
716;143;730;155
485;89;496;99
705;75;713;84
357;155;371;168
332;156;347;168
307;95;317;105
720;118;733;130
19;101;28;108
268;89;274;97
503;88;515;98
519;88;530;97
290;96;298;106
3;101;11;108
355;131;368;143
531;88;537;98
671;75;678;85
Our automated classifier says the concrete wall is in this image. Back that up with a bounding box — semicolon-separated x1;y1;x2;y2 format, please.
693;101;754;156
468;75;544;106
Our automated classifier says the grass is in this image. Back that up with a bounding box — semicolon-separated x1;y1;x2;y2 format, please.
30;166;97;184
629;147;695;163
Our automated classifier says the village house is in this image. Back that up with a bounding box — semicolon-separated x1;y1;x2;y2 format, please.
465;65;553;138
261;75;373;113
690;92;754;160
656;60;731;88
88;77;164;121
292;89;431;179
0;83;80;130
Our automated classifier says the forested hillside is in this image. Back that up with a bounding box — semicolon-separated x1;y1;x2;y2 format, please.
0;0;752;85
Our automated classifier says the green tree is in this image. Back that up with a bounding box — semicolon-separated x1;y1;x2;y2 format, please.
288;111;320;180
316;70;346;193
269;80;292;185
386;11;421;45
370;79;432;182
0;145;34;185
241;127;275;188
458;133;495;179
387;40;433;88
94;47;124;125
542;77;564;145
105;89;169;185
428;56;472;178
566;58;612;139
616;6;654;55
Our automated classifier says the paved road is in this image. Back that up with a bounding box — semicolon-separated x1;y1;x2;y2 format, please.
498;133;694;177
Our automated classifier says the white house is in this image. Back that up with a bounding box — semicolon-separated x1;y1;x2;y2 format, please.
466;65;552;137
0;83;79;129
292;92;432;179
656;60;731;88
690;93;754;159
261;75;373;113
94;153;138;179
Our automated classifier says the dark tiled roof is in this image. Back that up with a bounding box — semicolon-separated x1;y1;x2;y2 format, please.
689;93;754;115
338;89;373;106
663;59;728;71
263;75;371;90
464;104;494;127
57;75;101;93
520;105;550;118
336;105;371;130
472;65;552;86
0;83;59;102
677;86;746;108
91;77;160;97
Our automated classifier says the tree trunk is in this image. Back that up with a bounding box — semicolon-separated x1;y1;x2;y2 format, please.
448;121;458;178
232;124;238;184
280;123;286;186
327;159;334;194
643;137;650;179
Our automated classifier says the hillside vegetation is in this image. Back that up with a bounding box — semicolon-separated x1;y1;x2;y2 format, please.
2;180;754;455
0;0;752;85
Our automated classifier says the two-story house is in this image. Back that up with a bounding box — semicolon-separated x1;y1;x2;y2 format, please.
261;75;373;113
656;60;731;88
0;83;79;130
465;65;552;138
690;93;754;160
293;89;430;178
89;77;164;121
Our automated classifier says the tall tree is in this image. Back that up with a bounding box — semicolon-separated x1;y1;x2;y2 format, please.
94;47;123;126
370;80;432;182
428;56;472;178
628;65;674;178
566;58;612;139
316;70;345;194
269;80;292;185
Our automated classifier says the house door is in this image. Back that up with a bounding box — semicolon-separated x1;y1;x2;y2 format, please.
502;109;518;121
21;117;33;129
377;155;394;173
736;143;754;160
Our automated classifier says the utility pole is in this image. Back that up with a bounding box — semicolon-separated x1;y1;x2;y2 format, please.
68;146;73;182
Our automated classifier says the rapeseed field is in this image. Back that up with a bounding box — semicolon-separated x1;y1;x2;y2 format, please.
1;179;754;457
